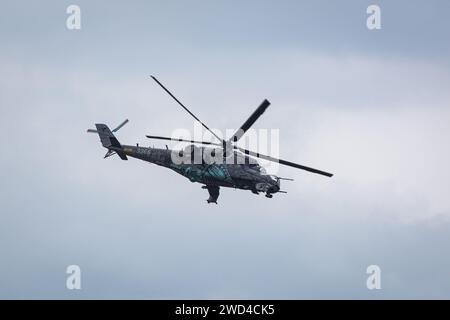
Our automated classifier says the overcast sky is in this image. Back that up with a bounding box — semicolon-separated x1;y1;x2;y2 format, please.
1;0;450;299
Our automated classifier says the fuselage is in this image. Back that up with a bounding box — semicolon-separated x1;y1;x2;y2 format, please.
119;144;280;194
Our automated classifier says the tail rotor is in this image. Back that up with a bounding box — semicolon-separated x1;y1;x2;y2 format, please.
87;119;129;160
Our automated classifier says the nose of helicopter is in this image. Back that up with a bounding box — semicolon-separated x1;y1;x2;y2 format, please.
268;183;280;194
268;175;281;192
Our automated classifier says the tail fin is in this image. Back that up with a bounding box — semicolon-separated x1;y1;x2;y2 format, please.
92;124;128;160
95;124;121;148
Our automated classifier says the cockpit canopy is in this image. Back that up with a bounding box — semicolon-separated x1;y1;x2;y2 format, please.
248;163;266;174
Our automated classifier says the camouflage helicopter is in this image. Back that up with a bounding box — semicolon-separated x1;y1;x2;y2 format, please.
88;76;333;203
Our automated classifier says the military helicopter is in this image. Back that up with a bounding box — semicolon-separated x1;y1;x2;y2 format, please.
88;76;333;203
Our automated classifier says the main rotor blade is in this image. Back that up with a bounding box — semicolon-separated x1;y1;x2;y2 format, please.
146;135;222;147
150;76;224;144
236;147;333;177
229;99;271;143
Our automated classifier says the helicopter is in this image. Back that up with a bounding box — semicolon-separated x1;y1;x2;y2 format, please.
88;76;333;203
